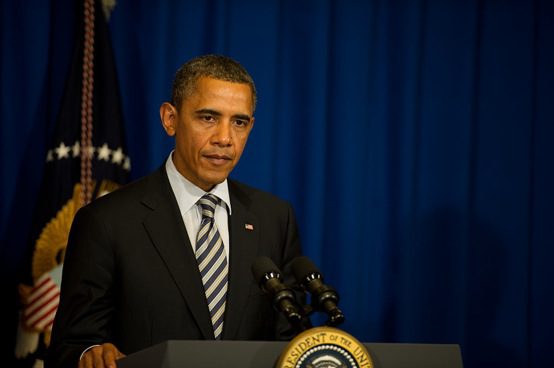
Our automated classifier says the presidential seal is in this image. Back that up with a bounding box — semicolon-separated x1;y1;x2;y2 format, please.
277;327;373;368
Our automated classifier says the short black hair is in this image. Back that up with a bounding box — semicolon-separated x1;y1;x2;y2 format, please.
171;54;257;112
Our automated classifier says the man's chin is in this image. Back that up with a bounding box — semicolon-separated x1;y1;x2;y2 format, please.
200;174;230;190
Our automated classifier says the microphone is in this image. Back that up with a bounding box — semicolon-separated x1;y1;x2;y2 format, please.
251;257;302;325
291;256;345;326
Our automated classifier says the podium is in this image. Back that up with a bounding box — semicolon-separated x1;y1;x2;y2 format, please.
118;340;463;368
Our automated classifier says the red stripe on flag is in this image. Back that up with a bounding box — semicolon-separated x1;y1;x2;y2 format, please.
24;285;58;317
45;317;56;330
29;302;59;330
27;277;54;305
25;293;60;328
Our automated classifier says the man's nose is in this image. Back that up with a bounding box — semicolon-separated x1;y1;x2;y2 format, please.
213;121;232;146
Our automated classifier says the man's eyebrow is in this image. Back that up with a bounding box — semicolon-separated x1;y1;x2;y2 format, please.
195;108;222;116
233;113;252;121
195;109;252;121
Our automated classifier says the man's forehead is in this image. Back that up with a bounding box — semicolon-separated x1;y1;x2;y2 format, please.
184;77;254;113
191;76;252;92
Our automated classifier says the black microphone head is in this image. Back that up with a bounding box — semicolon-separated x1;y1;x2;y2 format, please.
251;256;281;284
291;256;321;283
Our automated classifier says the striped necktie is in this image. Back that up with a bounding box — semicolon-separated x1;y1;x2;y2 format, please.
195;193;228;339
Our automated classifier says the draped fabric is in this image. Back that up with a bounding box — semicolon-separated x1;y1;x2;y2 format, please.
1;1;553;367
2;1;129;366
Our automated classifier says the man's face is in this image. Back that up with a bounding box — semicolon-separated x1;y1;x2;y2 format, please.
160;77;255;191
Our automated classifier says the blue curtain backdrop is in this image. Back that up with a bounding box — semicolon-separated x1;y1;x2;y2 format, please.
1;1;553;367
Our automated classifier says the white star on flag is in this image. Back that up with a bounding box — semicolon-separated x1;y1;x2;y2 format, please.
46;150;54;162
55;142;70;159
72;141;80;158
111;147;124;164
123;157;131;171
97;143;111;161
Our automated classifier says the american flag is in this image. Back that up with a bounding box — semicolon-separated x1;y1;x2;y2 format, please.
15;1;129;365
23;272;61;331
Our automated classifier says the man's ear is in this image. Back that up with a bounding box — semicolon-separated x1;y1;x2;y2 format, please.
160;102;177;136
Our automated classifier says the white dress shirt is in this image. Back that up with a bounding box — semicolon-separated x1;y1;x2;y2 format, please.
165;152;231;258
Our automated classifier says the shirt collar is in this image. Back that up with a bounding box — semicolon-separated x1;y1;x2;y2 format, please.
165;151;232;215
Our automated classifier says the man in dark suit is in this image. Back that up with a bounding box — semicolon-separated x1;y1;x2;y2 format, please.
47;55;302;368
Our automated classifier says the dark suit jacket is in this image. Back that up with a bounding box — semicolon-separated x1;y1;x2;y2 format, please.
46;166;302;367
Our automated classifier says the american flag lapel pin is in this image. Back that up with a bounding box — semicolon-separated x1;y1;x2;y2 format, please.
245;223;254;231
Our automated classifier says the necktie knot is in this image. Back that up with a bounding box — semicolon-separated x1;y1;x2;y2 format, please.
198;193;219;220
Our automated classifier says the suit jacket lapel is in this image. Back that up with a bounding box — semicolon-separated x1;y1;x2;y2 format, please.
140;168;214;339
223;180;259;339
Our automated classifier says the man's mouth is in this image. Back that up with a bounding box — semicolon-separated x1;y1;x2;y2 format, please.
203;154;232;166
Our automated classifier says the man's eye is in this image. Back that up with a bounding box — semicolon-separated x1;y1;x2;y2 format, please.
201;115;215;122
234;119;248;127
